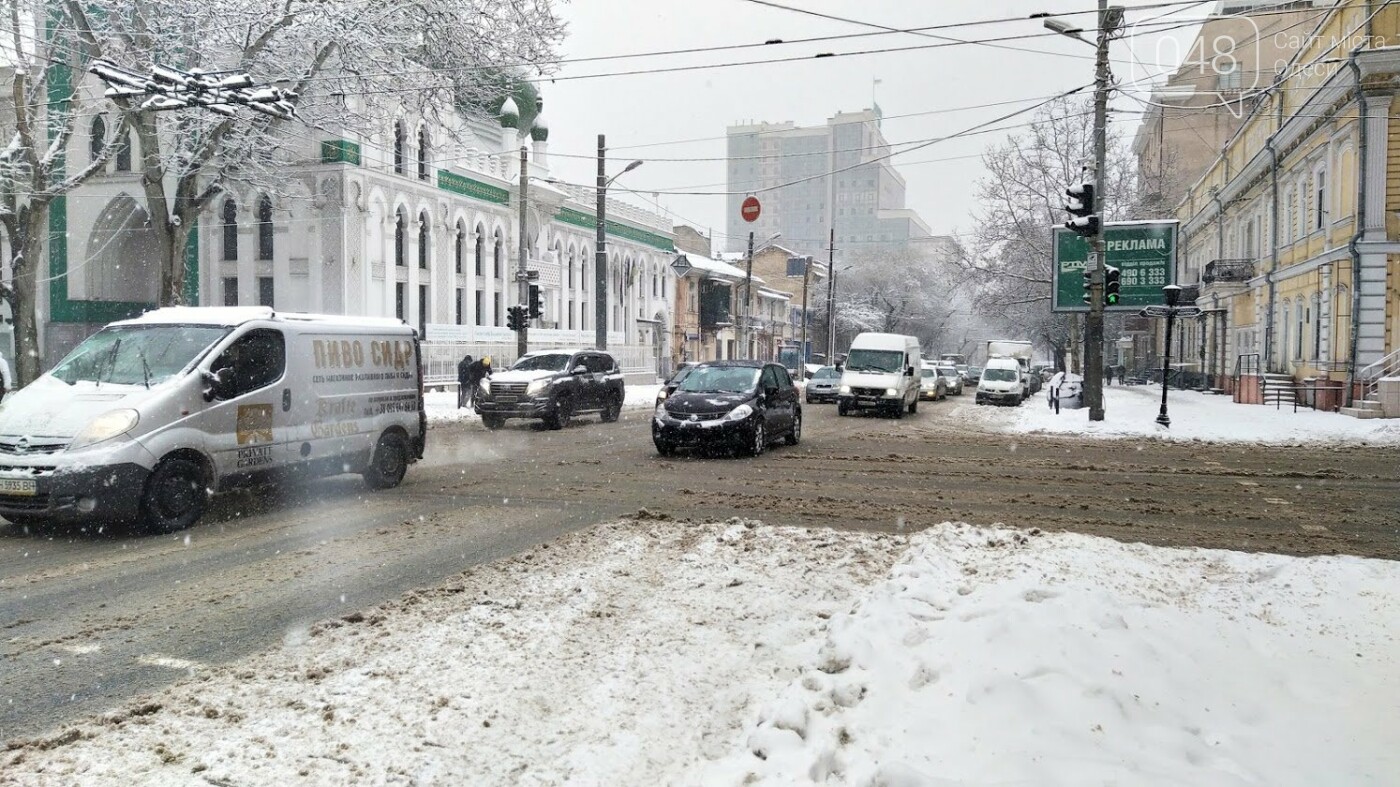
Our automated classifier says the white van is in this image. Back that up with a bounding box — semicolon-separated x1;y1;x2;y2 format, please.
0;307;425;532
976;357;1027;406
837;332;922;418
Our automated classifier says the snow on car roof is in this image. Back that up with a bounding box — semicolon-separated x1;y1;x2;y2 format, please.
116;307;412;331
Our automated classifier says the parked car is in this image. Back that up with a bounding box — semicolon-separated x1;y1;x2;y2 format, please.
805;365;841;403
1026;370;1043;395
652;361;801;457
936;364;963;395
656;362;699;406
475;349;624;430
964;365;982;385
919;364;948;401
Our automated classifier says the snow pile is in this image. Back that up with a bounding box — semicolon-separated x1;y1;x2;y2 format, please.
6;521;1398;787
693;524;1400;786
1;519;902;786
997;384;1400;444
425;383;661;426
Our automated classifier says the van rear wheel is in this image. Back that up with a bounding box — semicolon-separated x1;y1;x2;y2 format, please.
364;432;409;490
139;458;207;534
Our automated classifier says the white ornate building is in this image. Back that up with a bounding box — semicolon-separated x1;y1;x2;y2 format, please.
29;80;677;375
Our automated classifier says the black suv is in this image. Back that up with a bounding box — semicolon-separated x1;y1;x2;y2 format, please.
475;350;625;430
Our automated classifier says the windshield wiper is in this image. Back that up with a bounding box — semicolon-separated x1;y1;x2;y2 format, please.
96;338;121;389
138;347;152;389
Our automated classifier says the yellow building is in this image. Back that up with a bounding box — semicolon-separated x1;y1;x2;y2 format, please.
1177;0;1400;409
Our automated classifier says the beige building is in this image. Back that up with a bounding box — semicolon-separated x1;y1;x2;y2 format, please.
1134;2;1324;211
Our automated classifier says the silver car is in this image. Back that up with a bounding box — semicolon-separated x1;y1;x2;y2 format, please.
937;365;963;395
804;366;841;403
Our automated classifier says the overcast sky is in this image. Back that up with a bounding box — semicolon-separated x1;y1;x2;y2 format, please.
536;0;1216;253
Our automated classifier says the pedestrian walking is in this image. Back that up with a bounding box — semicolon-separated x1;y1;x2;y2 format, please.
457;354;474;408
1047;371;1064;414
1105;365;1114;386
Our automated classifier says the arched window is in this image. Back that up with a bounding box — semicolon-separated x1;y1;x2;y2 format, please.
1280;302;1291;366
395;209;407;267
393;121;406;175
89;115;106;164
417;126;430;181
418;211;430;269
114;131;131;172
257;196;274;260
493;229;503;278
1295;302;1305;360
221;198;238;261
474;224;485;276
454;221;466;274
1312;293;1323;360
567;248;574;289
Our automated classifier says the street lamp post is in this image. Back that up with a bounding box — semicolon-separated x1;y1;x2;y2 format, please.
741;231;781;359
1137;285;1199;427
593;133;643;352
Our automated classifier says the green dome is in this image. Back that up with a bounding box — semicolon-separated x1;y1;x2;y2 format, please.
498;96;519;129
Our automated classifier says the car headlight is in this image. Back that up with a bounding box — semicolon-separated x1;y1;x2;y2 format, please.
656;389;669;401
838;385;851;394
726;403;754;421
479;378;491;392
885;388;898;396
527;378;551;397
70;408;139;451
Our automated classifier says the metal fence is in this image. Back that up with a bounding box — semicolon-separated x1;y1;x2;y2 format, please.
421;341;660;387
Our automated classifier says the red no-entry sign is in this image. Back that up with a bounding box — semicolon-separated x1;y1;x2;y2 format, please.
740;195;761;223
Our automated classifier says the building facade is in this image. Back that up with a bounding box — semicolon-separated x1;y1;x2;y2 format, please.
1173;0;1400;403
725;108;931;258
10;70;677;377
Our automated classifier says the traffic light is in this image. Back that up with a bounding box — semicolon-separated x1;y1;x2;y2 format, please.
1064;182;1099;238
1082;266;1093;304
506;305;525;332
528;285;542;319
1104;265;1121;306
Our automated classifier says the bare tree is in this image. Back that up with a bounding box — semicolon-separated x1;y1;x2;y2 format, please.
62;0;564;306
957;98;1137;370
0;1;128;384
813;241;962;353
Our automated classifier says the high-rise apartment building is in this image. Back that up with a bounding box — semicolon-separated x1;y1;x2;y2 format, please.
725;107;930;257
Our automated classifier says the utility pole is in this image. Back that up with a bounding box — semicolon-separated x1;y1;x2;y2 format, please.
517;145;530;358
799;255;812;369
826;228;836;361
741;231;754;360
1083;0;1116;422
595;134;608;351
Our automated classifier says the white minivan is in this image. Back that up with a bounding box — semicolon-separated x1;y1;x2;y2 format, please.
837;332;922;418
0;307;425;532
976;357;1027;406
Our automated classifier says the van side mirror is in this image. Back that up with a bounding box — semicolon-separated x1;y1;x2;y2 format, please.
202;367;233;402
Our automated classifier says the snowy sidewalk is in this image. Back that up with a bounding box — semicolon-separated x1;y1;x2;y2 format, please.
989;384;1400;445
5;519;1398;786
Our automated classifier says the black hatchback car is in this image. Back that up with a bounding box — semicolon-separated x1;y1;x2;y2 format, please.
652;361;801;457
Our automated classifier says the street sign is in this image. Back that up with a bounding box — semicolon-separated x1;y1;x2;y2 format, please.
740;195;761;223
671;254;694;277
1139;305;1202;319
1052;221;1178;312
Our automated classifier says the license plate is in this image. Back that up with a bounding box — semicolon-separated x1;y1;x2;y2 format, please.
0;478;37;496
496;396;517;403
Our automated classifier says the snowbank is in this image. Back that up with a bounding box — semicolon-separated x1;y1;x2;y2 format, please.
995;384;1400;445
6;521;1398;786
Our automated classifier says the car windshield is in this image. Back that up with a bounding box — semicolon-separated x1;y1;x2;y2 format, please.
968;366;982;375
845;349;904;374
939;368;958;378
513;353;573;372
677;366;761;394
50;324;229;387
920;368;937;378
983;368;1017;382
813;367;839;380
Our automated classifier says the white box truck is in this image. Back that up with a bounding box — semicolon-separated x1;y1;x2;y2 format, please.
837;332;922;418
0;307;425;533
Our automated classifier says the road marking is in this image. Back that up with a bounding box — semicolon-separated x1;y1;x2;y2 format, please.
137;654;202;670
58;643;101;655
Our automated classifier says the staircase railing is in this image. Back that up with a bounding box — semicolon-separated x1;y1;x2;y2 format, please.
1233;353;1261;404
1357;347;1400;401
